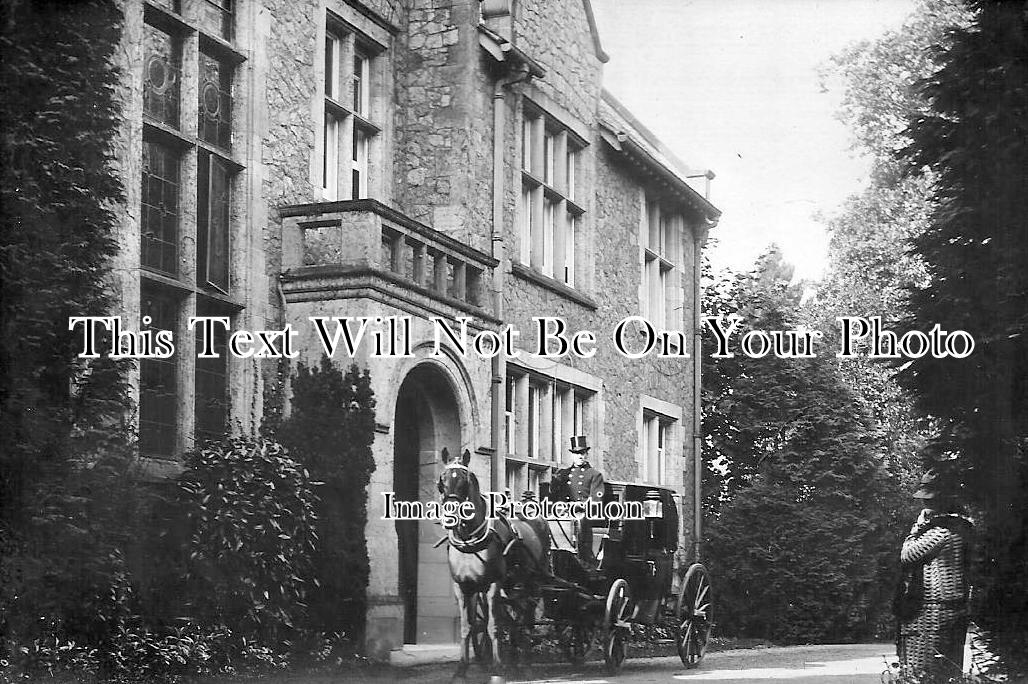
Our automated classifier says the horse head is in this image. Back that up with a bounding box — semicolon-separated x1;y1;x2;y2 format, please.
437;447;477;529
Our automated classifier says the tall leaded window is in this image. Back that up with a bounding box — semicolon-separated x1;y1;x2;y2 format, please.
138;0;244;459
520;106;585;287
139;287;178;457
198;52;233;149
143;25;180;126
141;140;180;275
322;17;380;200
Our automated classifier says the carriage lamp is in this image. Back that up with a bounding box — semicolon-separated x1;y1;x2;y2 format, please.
644;490;662;542
643;490;663;518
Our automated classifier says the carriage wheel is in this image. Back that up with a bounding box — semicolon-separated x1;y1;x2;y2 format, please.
603;579;631;673
559;623;591;665
470;592;492;663
676;564;712;668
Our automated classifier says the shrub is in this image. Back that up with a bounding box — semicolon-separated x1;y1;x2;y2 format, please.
175;434;319;643
276;360;376;645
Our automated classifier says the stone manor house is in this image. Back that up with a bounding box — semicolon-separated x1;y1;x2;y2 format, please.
112;0;720;658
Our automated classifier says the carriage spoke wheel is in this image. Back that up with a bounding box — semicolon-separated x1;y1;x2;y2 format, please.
603;578;631;673
470;592;492;663
676;564;712;668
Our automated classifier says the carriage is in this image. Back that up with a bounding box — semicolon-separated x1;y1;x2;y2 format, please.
461;480;714;674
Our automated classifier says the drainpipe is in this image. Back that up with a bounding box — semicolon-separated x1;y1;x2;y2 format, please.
490;64;531;492
692;224;707;563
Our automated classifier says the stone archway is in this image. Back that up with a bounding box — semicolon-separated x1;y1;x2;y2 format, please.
393;363;461;645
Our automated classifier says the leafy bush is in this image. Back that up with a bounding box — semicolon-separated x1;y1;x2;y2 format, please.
175;434;319;642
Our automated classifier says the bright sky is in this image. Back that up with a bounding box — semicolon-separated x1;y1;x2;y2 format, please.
591;0;917;282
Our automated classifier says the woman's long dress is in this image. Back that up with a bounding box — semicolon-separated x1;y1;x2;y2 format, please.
899;516;972;682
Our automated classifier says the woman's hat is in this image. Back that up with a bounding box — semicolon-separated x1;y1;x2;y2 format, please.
913;468;953;499
569;435;590;453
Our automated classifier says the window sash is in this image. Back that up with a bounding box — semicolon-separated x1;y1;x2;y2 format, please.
574;394;586;435
542;199;555;277
352;128;369;199
566;147;576;200
543;131;555;184
325;34;339;100
139;288;178;457
198;52;233;150
353;50;370;116
197;152;231;293
143;25;181;127
520;186;533;265
141;141;180;276
194;304;228;444
528;384;541;459
561;212;576;286
323;115;340;199
643;415;671;484
521;117;532;172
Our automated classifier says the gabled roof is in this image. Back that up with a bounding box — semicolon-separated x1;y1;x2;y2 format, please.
598;90;720;223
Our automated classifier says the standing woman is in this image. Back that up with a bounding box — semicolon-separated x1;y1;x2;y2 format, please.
899;469;974;682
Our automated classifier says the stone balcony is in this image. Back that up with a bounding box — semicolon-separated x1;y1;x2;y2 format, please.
279;199;499;322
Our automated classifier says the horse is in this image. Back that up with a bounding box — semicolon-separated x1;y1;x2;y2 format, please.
436;447;550;680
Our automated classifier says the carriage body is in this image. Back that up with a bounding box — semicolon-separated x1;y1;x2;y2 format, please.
529;481;713;672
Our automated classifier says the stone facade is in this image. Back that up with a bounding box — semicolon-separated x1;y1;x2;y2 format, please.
114;0;718;660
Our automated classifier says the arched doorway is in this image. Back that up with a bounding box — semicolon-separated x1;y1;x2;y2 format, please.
393;363;461;644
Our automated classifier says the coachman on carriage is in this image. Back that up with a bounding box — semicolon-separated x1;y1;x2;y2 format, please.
436;440;713;679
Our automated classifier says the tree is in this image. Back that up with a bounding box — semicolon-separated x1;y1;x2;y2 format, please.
276;359;377;648
703;248;902;642
813;0;972;486
899;0;1028;661
0;0;142;672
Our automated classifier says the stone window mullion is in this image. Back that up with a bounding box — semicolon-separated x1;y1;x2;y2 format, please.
177;292;198;454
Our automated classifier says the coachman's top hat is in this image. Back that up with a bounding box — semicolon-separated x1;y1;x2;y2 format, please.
569;435;590;454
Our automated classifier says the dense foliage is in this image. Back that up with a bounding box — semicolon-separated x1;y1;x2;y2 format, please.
0;4;334;679
176;435;319;640
814;0;971;495
816;0;1027;674
0;0;138;677
898;0;1028;661
0;0;127;530
276;359;377;647
703;249;904;642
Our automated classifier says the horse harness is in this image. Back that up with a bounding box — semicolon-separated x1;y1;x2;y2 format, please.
435;461;523;558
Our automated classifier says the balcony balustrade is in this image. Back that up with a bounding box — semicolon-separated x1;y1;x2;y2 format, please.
279;199;497;319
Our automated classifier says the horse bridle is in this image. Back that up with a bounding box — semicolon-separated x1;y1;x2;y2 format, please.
438;462;493;553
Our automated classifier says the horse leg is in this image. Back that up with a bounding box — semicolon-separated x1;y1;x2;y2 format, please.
452;583;470;682
486;581;506;673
